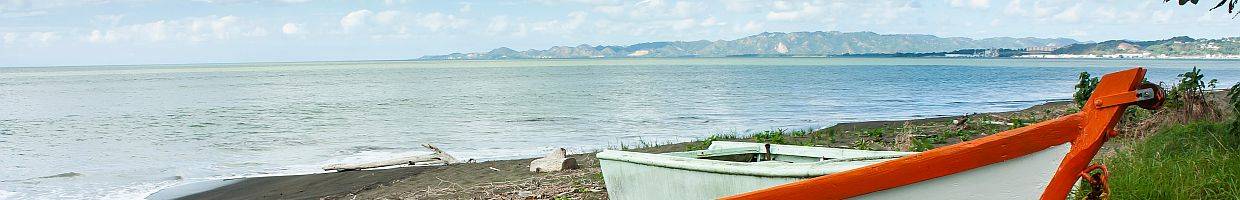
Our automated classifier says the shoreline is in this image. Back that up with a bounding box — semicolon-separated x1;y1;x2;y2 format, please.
156;100;1075;200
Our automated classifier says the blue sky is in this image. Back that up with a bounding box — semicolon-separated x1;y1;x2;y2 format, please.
0;0;1237;67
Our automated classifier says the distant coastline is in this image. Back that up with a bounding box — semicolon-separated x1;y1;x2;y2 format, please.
420;31;1239;61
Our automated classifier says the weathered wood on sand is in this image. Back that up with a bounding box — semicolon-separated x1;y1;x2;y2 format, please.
324;144;458;171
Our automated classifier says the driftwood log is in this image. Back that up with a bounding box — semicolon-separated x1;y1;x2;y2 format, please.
323;144;458;171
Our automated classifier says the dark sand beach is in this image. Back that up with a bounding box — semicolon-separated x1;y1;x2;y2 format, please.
171;101;1078;200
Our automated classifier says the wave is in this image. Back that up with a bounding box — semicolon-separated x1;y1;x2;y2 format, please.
0;189;18;200
504;116;579;123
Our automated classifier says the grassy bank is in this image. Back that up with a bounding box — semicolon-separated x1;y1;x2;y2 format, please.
1095;119;1239;199
686;102;1077;153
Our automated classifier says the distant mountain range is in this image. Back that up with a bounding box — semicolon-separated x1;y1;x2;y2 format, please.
1052;36;1240;56
419;31;1240;60
419;31;1079;60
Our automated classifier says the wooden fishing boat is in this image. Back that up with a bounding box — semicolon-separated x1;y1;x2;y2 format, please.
597;141;915;199
600;68;1163;199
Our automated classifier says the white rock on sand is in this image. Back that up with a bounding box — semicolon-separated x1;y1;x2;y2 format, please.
529;148;578;172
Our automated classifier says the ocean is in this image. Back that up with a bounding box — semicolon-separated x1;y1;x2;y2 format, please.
1;58;1237;199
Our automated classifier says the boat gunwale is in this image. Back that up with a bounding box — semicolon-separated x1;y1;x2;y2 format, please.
598;142;913;178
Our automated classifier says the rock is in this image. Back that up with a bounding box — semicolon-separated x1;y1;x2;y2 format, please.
529;148;578;172
514;190;535;199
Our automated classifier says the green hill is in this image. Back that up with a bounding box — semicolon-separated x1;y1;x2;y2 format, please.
1052;36;1240;56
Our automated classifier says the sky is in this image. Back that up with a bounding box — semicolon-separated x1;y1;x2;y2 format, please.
0;0;1237;67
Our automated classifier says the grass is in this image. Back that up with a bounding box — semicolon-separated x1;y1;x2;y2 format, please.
614;137;674;151
686;133;739;151
1074;119;1239;199
751;129;790;144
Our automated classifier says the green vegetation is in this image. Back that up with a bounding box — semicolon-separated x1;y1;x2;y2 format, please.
1074;72;1100;108
686;133;739;151
1054;37;1240;56
615;138;672;151
859;127;887;139
1071;70;1239;199
1231;82;1240;130
1076;120;1239;199
752;129;790;145
1167;67;1218;109
909;138;935;152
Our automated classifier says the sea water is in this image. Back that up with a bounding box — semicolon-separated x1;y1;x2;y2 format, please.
1;58;1237;199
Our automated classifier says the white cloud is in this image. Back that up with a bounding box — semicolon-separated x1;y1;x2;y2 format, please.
374;10;402;25
282;23;301;34
415;12;469;32
0;31;64;46
92;14;125;27
765;2;824;21
340;9;373;32
700;16;725;27
1093;6;1117;22
2;32;18;44
88;30;113;43
192;0;311;4
593;5;623;15
564;11;588;30
1032;1;1059;18
485;15;510;34
1150;10;1173;24
609;0;703;20
736;20;762;32
949;0;989;9
722;0;757;13
208;15;241;39
671;18;696;31
34;32;60;44
858;1;917;25
1;0;111;12
1196;11;1226;22
459;3;472;12
1004;0;1026;15
1068;30;1088;37
1052;3;1081;22
669;1;701;16
85;15;265;43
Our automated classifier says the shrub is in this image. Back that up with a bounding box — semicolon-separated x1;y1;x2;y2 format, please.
1073;72;1100;108
1166;67;1217;109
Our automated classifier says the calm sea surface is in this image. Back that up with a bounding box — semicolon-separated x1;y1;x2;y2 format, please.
1;58;1238;199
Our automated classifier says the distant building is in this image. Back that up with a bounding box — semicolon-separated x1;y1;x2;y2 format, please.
981;48;1000;57
1024;45;1060;55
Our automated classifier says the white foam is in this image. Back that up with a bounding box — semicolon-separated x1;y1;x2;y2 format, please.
0;190;18;200
101;180;181;200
